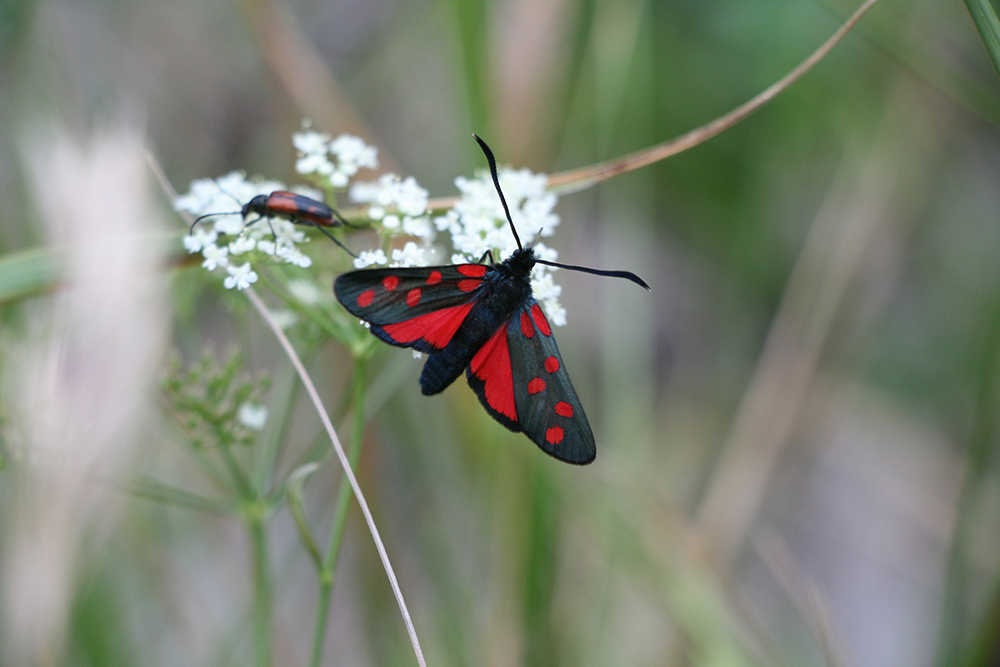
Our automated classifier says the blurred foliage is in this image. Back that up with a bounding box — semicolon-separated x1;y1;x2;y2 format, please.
2;0;1000;665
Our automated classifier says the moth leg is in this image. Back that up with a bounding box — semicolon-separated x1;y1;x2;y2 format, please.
477;250;495;265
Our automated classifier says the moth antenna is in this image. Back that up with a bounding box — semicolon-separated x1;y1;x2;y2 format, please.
473;134;522;251
535;259;650;291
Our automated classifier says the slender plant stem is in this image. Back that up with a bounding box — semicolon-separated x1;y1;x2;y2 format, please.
245;287;427;667
310;356;369;667
545;0;882;193
327;0;883;223
219;438;253;498
250;513;271;667
964;0;1000;79
935;292;1000;667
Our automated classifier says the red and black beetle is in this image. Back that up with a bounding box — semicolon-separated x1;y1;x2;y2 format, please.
190;190;355;256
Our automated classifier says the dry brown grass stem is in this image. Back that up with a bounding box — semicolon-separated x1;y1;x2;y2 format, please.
545;0;883;193
238;0;400;174
694;80;945;561
333;0;881;223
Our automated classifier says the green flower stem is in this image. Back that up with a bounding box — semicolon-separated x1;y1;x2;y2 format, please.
309;356;369;667
254;362;304;495
257;269;354;344
188;443;237;494
936;292;1000;667
130;476;233;514
249;511;272;667
964;0;1000;79
219;439;253;499
288;466;325;570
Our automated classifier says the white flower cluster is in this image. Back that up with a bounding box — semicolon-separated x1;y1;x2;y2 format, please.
349;173;436;269
294;129;378;188
434;167;566;326
177;128;568;325
176;172;319;290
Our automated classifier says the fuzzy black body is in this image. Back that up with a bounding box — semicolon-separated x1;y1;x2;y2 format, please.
419;248;534;395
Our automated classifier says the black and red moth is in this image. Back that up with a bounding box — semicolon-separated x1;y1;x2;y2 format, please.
334;136;648;464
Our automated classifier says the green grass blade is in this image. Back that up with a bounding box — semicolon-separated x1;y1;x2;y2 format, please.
0;246;62;304
965;0;1000;78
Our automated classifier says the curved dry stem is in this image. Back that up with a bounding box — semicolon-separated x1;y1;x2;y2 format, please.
245;288;427;667
547;0;881;193
333;0;880;223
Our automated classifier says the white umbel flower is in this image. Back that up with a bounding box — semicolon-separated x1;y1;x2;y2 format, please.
224;263;258;291
238;402;269;430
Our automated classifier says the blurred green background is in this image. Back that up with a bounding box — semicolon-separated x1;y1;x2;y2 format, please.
2;0;1000;665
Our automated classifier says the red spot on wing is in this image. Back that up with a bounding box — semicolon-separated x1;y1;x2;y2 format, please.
426;271;442;285
544;356;559;373
554;401;573;417
520;312;534;338
382;302;474;349
458;280;481;292
358;290;375;307
382;276;399;291
457;264;487;277
406;288;421;307
469;326;517;421
527;378;546;394
546;426;564;445
531;304;551;336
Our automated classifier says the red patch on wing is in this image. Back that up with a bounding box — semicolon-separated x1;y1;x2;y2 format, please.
406;288;421;307
469;327;516;421
457;264;487;277
263;192;299;214
527;378;546;394
531;304;551;336
426;271;442;285
520;312;534;338
382;276;399;291
458;279;481;292
358;290;375;307
382;302;474;349
546;426;564;445
544;356;559;373
554;401;573;417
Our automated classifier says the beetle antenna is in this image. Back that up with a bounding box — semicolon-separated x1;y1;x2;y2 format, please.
473;134;522;251
187;180;249;233
534;259;650;291
216;181;246;206
189;211;240;234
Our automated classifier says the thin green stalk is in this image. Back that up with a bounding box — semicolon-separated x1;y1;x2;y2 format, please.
936;292;1000;667
249;514;272;667
254;362;304;495
130;476;233;514
309;356;369;667
964;0;1000;79
219;439;253;499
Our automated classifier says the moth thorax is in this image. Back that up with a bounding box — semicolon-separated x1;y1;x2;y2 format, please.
506;247;536;277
